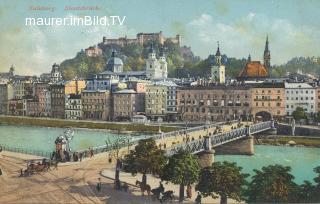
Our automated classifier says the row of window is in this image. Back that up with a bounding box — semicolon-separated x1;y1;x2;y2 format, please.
286;97;314;100
286;90;314;94
255;102;281;107
181;94;249;99
255;90;281;94
286;105;314;109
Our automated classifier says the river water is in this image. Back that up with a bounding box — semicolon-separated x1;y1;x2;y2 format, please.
216;145;320;184
0;124;147;152
0;125;319;184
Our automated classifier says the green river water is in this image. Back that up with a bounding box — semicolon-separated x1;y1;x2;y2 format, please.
0;125;319;184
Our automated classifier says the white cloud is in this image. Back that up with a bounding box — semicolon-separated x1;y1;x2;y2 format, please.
185;13;320;65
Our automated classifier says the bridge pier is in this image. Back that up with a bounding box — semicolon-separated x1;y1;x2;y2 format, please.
198;149;215;168
197;136;214;168
267;120;277;135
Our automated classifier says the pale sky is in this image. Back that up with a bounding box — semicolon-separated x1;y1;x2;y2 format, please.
1;0;319;75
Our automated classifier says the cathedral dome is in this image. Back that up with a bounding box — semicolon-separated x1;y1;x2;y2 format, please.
106;50;123;73
237;61;268;80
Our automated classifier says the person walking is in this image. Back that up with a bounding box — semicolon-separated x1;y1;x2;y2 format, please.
195;192;202;204
186;184;192;199
96;178;102;192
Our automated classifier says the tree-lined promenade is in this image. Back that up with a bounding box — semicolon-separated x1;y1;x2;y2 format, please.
120;138;320;203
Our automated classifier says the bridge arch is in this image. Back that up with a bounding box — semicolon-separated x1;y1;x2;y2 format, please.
255;111;272;121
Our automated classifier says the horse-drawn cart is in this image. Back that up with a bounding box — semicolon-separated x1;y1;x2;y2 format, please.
23;158;52;176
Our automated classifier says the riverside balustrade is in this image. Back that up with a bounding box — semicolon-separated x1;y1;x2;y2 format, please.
0;144;52;158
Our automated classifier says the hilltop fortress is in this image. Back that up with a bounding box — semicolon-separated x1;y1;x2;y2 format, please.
102;31;181;47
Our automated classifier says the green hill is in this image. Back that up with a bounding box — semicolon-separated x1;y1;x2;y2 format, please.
59;40;320;80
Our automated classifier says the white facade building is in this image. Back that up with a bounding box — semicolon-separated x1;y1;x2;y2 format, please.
65;94;82;120
86;72;119;91
285;82;316;116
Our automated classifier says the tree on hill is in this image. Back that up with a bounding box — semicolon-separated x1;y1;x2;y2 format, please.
245;164;298;203
161;150;200;202
122;138;167;185
60;51;106;80
196;161;248;204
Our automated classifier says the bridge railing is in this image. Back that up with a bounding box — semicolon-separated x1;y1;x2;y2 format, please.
165;121;273;156
153;120;239;140
249;121;273;134
166;138;206;156
210;127;247;147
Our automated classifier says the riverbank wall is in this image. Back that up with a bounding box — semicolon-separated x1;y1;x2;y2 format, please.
277;124;320;137
0;115;178;133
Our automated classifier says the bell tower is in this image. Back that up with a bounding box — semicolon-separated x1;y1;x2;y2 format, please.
211;42;225;84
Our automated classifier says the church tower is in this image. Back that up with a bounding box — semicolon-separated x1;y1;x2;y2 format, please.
158;46;168;78
50;63;62;83
263;35;271;73
211;42;225;84
146;44;162;80
9;65;15;78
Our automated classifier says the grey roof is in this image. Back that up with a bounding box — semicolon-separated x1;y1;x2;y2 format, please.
117;71;146;76
99;71;118;75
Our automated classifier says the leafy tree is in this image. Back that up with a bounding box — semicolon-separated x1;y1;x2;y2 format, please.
79;62;88;78
245;164;297;203
122;138;167;185
161;150;200;202
292;107;308;120
196;161;248;204
314;111;320;122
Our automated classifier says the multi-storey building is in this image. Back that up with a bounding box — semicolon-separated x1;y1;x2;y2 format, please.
145;84;167;120
81;90;111;120
153;80;178;121
44;89;51;117
86;72;119;91
26;99;40;117
176;85;252;122
0;83;13;114
8;99;24;116
112;89;145;121
316;86;320;113
33;82;49;99
50;83;65;118
126;80;149;93
251;82;286;120
50;80;85;118
285;83;316;116
65;94;82;120
12;79;33;99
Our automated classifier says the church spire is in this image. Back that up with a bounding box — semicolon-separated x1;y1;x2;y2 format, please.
263;35;271;71
248;54;251;62
216;41;221;56
215;41;222;66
